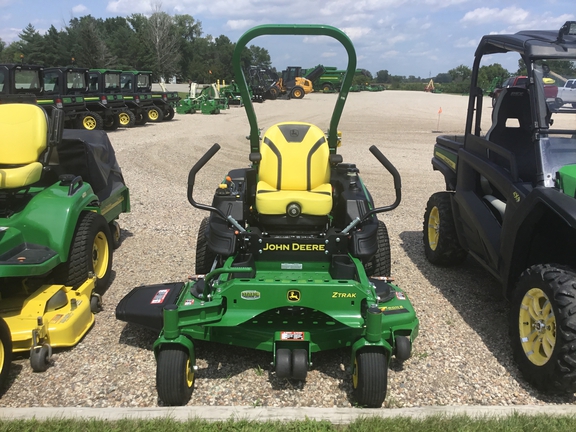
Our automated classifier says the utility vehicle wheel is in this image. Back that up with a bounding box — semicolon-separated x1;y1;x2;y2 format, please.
195;217;216;274
394;336;412;362
77;111;103;131
30;345;50;372
103;114;120;131
365;220;391;277
423;192;467;266
109;221;121;249
290;86;305;99
510;264;576;392
275;348;292;379
163;106;175;121
352;350;388;407
55;212;113;290
322;83;333;92
147;107;164;122
156;345;194;406
0;318;12;391
292;349;308;381
118;109;136;127
135;111;147;125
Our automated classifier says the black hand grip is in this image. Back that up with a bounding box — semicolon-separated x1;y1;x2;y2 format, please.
187;143;221;189
369;145;401;190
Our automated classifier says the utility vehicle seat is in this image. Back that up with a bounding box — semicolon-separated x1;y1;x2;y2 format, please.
485;87;536;183
0;104;48;189
256;122;332;216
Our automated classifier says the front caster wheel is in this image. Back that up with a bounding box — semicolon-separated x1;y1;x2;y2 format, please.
510;264;576;392
156;345;194;406
275;348;292;379
394;336;412;362
292;349;308;381
30;345;51;372
353;350;388;407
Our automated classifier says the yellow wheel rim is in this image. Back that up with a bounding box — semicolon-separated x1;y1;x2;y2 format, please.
427;206;440;251
118;112;130;125
149;109;159;120
352;358;358;389
294;89;302;98
92;231;110;279
186;358;195;387
83;116;97;130
518;287;556;366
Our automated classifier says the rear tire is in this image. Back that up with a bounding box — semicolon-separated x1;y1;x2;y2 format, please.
156;345;194;406
77;111;103;131
55;212;113;290
135;111;147;125
147;106;164;122
163;106;175;121
103;114;120;131
423;192;467;266
365;220;391;277
195;217;216;274
510;264;576;392
118;109;136;127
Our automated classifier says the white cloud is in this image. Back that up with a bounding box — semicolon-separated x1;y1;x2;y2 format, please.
226;19;255;30
454;37;477;48
72;4;89;15
460;7;529;25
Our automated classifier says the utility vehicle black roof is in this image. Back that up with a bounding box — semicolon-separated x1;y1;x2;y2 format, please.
475;21;576;58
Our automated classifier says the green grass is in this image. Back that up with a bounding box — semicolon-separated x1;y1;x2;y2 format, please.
1;414;576;432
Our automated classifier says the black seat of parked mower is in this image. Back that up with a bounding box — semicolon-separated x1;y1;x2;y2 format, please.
256;122;332;218
485;87;536;183
0;104;48;189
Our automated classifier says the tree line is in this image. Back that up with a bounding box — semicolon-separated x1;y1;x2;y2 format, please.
0;7;271;84
374;60;576;94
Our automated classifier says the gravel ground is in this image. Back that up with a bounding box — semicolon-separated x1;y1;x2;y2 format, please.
2;90;576;408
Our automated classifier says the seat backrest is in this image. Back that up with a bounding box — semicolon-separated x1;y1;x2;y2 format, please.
259;122;330;191
0;104;48;165
485;87;536;181
486;87;532;144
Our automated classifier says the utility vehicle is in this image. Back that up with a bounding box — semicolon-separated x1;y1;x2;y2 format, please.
424;21;576;393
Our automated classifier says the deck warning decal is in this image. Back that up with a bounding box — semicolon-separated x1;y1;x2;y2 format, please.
151;289;170;304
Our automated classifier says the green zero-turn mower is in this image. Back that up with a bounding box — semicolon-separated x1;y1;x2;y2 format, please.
115;24;419;408
0;103;130;387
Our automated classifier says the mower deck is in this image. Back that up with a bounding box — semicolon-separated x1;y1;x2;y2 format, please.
1;277;96;353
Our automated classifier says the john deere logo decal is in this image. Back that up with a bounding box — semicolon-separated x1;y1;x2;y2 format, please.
287;290;301;302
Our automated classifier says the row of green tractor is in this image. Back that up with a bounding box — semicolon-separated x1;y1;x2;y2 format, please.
0;64;180;131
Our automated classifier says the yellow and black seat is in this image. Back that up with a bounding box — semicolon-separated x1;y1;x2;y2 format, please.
255;122;332;218
0;104;48;189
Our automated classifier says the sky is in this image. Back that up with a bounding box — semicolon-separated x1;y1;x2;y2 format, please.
0;0;574;78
